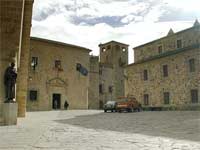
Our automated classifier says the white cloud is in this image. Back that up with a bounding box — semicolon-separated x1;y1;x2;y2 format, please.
31;0;198;63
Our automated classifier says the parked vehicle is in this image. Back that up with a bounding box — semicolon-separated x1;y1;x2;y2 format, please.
116;96;141;112
104;101;117;112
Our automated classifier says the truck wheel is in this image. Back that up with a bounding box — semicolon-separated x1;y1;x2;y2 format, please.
104;110;107;113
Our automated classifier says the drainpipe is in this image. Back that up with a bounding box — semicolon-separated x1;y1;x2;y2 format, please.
18;0;25;68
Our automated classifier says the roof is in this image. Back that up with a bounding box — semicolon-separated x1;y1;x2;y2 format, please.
134;24;200;49
30;37;92;52
127;44;200;68
99;40;129;47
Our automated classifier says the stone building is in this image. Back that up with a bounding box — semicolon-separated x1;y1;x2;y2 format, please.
0;0;34;123
89;41;128;109
125;21;200;109
27;37;91;111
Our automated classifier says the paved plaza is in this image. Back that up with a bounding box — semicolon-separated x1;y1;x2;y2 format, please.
0;110;200;150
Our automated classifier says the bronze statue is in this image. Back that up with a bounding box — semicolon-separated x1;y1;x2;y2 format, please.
4;62;17;103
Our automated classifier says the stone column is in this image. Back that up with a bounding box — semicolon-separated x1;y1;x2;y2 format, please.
0;0;34;118
16;0;34;117
0;0;23;111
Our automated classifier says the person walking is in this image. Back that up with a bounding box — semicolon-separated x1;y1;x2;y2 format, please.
64;100;69;110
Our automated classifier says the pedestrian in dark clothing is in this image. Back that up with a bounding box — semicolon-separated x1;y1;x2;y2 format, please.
64;100;69;110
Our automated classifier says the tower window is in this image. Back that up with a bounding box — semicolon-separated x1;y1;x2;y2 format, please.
122;47;126;52
191;89;198;103
189;58;195;72
177;39;182;48
116;45;120;50
107;45;111;49
108;86;113;93
102;48;106;52
99;84;103;94
163;65;168;77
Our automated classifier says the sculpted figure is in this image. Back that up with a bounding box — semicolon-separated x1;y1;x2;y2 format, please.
4;62;17;103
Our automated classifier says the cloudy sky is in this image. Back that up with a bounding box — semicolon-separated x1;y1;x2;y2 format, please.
31;0;200;63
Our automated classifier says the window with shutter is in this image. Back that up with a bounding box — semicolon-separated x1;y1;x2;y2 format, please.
163;65;168;77
164;92;170;104
30;90;37;101
191;89;198;103
144;94;149;105
189;58;195;72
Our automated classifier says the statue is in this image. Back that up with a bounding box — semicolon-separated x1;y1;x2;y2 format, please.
4;62;17;103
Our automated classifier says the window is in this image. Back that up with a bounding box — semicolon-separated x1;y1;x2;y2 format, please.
177;39;182;48
99;84;103;94
55;60;61;68
164;92;170;104
107;45;111;49
122;47;126;52
76;63;81;71
189;58;195;72
76;63;88;76
31;57;38;70
29;90;37;101
108;86;113;93
115;45;120;50
106;56;109;62
99;69;102;75
144;94;149;105
102;47;106;52
143;70;148;81
191;89;198;103
163;65;168;77
158;45;163;54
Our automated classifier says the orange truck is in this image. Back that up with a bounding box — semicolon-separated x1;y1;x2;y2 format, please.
116;96;142;112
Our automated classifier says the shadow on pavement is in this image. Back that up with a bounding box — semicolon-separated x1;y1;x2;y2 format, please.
54;111;200;142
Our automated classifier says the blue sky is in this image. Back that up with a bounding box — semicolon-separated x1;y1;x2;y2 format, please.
31;0;200;63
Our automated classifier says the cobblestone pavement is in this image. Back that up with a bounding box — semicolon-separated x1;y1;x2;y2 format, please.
0;110;199;150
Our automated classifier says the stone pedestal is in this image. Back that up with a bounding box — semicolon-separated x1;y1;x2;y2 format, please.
2;103;18;126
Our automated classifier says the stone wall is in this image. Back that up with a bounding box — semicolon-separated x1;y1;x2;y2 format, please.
125;47;200;108
88;56;99;109
134;25;200;62
27;38;90;111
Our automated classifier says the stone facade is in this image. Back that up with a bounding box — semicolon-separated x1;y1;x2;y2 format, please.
88;56;99;109
27;37;90;111
0;0;33;119
125;22;200;109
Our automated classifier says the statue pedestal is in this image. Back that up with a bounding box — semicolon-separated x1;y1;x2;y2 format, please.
2;103;18;126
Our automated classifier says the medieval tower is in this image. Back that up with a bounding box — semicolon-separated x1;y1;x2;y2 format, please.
99;41;129;106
